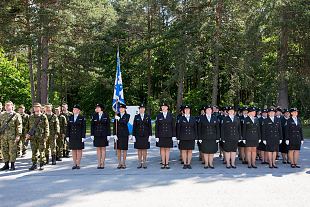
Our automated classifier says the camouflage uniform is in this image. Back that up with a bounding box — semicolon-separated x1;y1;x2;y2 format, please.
17;112;29;157
27;113;49;168
0;111;22;170
56;114;67;160
45;113;60;164
61;111;73;157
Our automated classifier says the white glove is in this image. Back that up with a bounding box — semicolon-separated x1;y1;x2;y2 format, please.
259;139;261;143
279;140;282;144
114;115;120;120
66;137;69;142
114;135;118;141
106;136;110;141
155;138;159;142
285;140;289;145
132;136;136;142
172;137;177;141
263;140;266;145
243;140;246;144
222;140;225;143
177;140;180;144
216;140;219;143
148;136;152;142
90;136;94;141
301;140;304;145
198;140;202;143
82;138;86;142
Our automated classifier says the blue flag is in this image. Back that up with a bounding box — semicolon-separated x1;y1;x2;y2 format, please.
112;49;125;113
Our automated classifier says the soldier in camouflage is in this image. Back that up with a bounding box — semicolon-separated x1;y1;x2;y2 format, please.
17;104;29;157
26;103;49;171
0;101;22;171
61;103;73;158
44;104;60;165
55;106;67;161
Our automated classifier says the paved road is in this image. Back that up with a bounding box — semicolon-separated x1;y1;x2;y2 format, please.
0;139;309;207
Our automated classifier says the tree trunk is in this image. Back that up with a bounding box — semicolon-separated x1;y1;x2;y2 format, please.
146;0;153;115
36;36;42;103
277;7;289;108
40;35;49;104
211;0;223;106
28;45;35;105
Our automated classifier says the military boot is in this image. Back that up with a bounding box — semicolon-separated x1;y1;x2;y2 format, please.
52;155;56;165
10;162;15;171
29;163;37;171
0;162;9;171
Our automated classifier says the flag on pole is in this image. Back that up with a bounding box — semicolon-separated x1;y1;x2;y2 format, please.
112;49;125;113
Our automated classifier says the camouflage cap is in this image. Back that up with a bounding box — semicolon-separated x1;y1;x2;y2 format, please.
33;102;42;107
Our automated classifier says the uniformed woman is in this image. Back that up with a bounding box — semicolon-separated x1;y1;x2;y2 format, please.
261;107;282;168
221;106;241;168
91;104;111;169
132;104;152;169
257;109;268;164
198;105;220;169
285;108;304;168
177;105;197;169
155;103;176;169
113;103;130;169
242;107;261;168
279;109;290;164
239;107;248;164
66;104;86;170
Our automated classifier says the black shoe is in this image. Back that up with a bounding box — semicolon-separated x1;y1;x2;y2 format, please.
209;165;215;169
0;162;9;171
295;165;301;168
231;165;237;169
97;166;101;169
269;165;273;168
52;155;56;165
282;161;287;164
187;165;192;169
183;165;187;169
137;164;143;169
248;165;252;168
165;165;170;169
76;166;80;169
117;164;122;169
143;164;147;169
181;161;184;164
39;163;44;170
72;165;77;170
161;164;165;169
226;166;231;169
252;165;257;169
201;162;205;165
204;166;209;169
10;162;15;171
291;164;296;168
273;165;278;168
242;161;248;164
29;164;37;171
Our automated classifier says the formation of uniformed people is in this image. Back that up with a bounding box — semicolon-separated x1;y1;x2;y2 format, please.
0;101;305;171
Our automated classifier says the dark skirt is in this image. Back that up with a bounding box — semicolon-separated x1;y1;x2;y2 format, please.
156;137;173;148
201;140;218;154
223;140;238;152
94;136;109;147
116;136;129;150
238;141;246;147
69;137;84;150
245;140;259;147
257;141;266;151
265;141;279;152
179;140;195;150
197;141;202;151
279;142;289;153
134;136;150;149
289;144;301;151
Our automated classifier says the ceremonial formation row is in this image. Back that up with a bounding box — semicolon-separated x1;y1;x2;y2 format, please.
0;101;304;171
